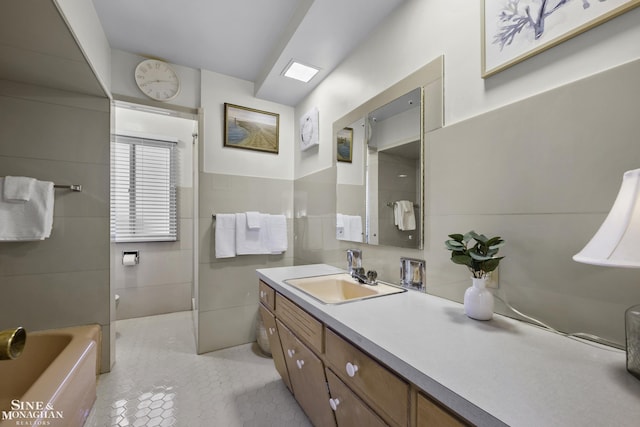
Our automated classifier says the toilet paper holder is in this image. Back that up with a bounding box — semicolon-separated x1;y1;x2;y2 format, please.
122;251;139;266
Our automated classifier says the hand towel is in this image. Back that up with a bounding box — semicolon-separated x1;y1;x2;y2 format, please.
0;178;54;241
214;213;236;258
235;213;270;255
348;215;363;242
3;176;35;202
245;211;262;229
394;200;416;231
266;214;287;253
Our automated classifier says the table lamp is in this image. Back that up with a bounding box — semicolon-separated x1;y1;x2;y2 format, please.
573;168;640;379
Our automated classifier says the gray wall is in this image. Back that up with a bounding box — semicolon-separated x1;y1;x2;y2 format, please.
0;80;111;370
296;59;640;346
197;172;293;353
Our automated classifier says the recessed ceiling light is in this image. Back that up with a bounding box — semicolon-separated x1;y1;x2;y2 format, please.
282;60;320;83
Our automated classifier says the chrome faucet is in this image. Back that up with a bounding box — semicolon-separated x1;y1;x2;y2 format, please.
346;249;362;275
346;249;378;285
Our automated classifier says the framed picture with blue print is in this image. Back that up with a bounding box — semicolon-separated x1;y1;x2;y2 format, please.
482;0;640;77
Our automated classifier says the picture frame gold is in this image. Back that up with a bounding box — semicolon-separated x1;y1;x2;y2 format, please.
224;103;279;154
482;0;640;78
337;127;353;163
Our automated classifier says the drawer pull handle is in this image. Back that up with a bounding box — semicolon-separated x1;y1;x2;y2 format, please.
346;362;359;377
260;290;267;299
296;359;305;369
268;327;275;335
287;349;296;358
329;398;340;411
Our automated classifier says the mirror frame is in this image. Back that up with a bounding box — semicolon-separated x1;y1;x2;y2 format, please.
333;56;444;249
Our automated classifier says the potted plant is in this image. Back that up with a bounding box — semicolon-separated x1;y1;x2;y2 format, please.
445;231;505;320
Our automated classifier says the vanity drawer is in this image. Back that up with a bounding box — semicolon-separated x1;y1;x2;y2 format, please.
258;280;276;311
276;293;324;354
326;368;387;427
416;392;466;427
325;329;408;427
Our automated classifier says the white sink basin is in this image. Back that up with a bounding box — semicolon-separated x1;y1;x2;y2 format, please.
284;273;406;304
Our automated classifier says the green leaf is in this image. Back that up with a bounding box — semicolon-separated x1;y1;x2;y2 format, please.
483;258;503;272
469;251;492;261
465;231;479;242
448;234;464;242
489;242;505;250
487;237;504;246
451;254;472;267
445;241;465;251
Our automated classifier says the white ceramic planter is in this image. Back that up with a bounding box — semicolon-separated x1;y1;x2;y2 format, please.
464;277;494;320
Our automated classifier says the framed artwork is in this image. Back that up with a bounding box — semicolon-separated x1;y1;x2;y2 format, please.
482;0;640;78
300;107;319;151
336;127;353;163
224;103;279;154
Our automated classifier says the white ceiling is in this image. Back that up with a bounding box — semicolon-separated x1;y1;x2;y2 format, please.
92;0;406;106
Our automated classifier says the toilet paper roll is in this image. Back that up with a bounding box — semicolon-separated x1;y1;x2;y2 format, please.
122;254;137;266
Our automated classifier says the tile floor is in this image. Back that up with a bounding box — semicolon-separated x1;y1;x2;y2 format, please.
85;311;311;427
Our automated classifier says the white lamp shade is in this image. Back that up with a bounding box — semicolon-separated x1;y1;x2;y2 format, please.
574;169;640;267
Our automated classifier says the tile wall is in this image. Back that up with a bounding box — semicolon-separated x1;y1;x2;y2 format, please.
298;59;640;346
0;80;111;370
197;172;293;353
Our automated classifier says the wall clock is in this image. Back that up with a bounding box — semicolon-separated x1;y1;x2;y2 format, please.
134;59;181;102
300;107;319;151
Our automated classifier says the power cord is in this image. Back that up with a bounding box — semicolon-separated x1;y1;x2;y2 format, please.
493;291;624;352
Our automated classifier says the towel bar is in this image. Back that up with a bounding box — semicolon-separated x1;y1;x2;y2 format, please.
386;201;418;208
1;177;82;193
54;184;82;192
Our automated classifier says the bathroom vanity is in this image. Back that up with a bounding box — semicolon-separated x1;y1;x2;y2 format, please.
257;264;640;427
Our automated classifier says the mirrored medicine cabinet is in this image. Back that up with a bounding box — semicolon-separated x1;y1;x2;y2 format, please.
334;56;443;250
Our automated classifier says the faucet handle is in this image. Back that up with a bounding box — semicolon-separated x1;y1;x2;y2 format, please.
366;270;377;283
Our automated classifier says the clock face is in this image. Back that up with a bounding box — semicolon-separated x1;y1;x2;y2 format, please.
134;60;180;102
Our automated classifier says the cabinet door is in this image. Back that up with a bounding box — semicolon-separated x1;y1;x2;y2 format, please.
416;392;466;427
325;329;408;426
326;368;388;427
277;320;336;427
259;304;292;393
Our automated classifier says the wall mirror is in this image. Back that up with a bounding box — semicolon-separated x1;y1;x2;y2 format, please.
334;57;443;249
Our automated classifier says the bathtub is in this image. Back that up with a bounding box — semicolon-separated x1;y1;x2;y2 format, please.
0;325;100;427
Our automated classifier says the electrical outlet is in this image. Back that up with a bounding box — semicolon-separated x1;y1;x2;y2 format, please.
486;267;499;289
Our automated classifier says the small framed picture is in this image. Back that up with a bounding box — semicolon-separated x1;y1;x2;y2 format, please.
337;127;353;163
224;103;279;154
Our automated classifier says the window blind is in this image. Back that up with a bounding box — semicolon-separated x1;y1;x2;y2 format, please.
111;134;177;242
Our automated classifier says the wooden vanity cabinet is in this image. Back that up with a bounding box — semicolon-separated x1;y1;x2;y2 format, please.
416;392;466;427
258;279;468;427
258;304;292;392
326;368;387;427
277;320;336;427
325;328;409;427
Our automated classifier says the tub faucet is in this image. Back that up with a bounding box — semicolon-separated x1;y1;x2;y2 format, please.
0;327;26;360
346;249;362;275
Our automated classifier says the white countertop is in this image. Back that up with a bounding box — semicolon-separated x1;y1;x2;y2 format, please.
257;264;640;427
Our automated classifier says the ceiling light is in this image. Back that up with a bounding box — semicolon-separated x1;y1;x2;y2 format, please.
282;60;320;83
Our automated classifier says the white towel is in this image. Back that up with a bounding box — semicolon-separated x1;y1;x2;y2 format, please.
266;215;287;253
245;211;262;229
214;214;236;258
348;215;363;242
0;178;54;241
394;201;416;231
3;176;35;202
235;213;270;255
